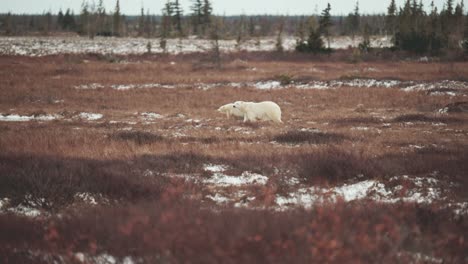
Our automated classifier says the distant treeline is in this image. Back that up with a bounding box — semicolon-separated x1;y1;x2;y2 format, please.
0;0;467;54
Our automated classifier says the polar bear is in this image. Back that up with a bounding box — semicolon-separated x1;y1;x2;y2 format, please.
217;103;244;119
233;101;283;123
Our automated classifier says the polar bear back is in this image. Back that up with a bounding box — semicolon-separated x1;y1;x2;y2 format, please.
239;101;282;123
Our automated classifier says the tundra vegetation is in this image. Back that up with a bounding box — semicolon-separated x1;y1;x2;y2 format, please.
0;0;467;263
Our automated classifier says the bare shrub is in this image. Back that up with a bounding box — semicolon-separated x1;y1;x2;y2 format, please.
1;203;466;263
273;130;346;145
297;148;377;184
392;114;462;123
332;117;383;126
0;155;172;211
111;131;164;145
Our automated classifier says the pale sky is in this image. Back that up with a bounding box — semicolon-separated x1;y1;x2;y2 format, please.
0;0;453;15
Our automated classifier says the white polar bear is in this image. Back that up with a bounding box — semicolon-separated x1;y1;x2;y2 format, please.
233;101;283;123
217;103;244;119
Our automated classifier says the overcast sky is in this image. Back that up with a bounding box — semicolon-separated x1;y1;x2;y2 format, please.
0;0;453;15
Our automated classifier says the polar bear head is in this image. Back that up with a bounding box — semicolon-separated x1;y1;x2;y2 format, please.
217;104;231;113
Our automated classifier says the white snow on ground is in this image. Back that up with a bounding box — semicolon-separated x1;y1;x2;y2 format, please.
205;171;269;187
140;112;164;120
402;80;468;92
254;81;282;90
0;198;42;217
74;83;105;90
0;113;59;122
203;164;268;186
74;253;136;264
275;175;444;209
77;112;103;121
0;36;392;56
203;164;228;173
73;79;468;94
206;193;231;204
74;193;99;205
397;251;443;264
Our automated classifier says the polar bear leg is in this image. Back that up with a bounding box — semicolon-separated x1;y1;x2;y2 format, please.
243;113;249;122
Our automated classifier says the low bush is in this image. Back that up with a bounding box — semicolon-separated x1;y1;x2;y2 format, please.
1;203;466;263
273;130;346;145
111;131;164;145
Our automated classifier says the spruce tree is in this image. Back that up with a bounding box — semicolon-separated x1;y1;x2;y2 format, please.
386;0;397;35
144;10;152;38
44;11;52;35
58;10;64;30
454;2;464;38
161;1;173;37
113;0;121;36
63;9;76;31
138;7;145;36
80;1;89;36
202;0;212;35
191;0;203;35
97;0;106;35
4;12;13;35
319;3;332;49
463;6;468;53
173;0;183;36
275;18;284;52
349;1;360;39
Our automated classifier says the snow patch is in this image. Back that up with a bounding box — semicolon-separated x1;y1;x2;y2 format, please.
77;112;103;121
205;171;268;186
276;175;444;209
140;112;164;120
74;83;105;90
203;164;228;173
0;113;59;122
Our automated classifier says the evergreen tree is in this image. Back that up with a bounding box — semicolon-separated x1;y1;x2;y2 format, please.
248;17;256;37
275;18;284;52
295;28;325;53
88;1;98;39
144;10;152;38
463;6;468;53
57;9;64;30
319;3;332;49
454;1;465;37
4;12;13;35
96;0;106;35
348;1;360;39
161;1;173;37
358;22;371;52
202;0;212;24
202;0;213;35
138;7;145;36
43;11;52;35
173;0;183;36
447;0;454;14
63;9;76;31
191;0;203;35
386;0;397;35
113;0;121;36
80;1;89;35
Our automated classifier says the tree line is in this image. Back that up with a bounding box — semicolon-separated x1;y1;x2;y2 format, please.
0;0;467;54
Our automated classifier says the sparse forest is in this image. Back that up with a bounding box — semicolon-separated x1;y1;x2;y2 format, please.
1;1;468;263
0;0;466;55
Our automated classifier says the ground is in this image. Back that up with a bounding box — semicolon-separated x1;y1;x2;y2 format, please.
0;48;467;263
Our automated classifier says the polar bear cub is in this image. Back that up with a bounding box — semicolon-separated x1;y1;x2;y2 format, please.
217;103;244;119
233;101;283;123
